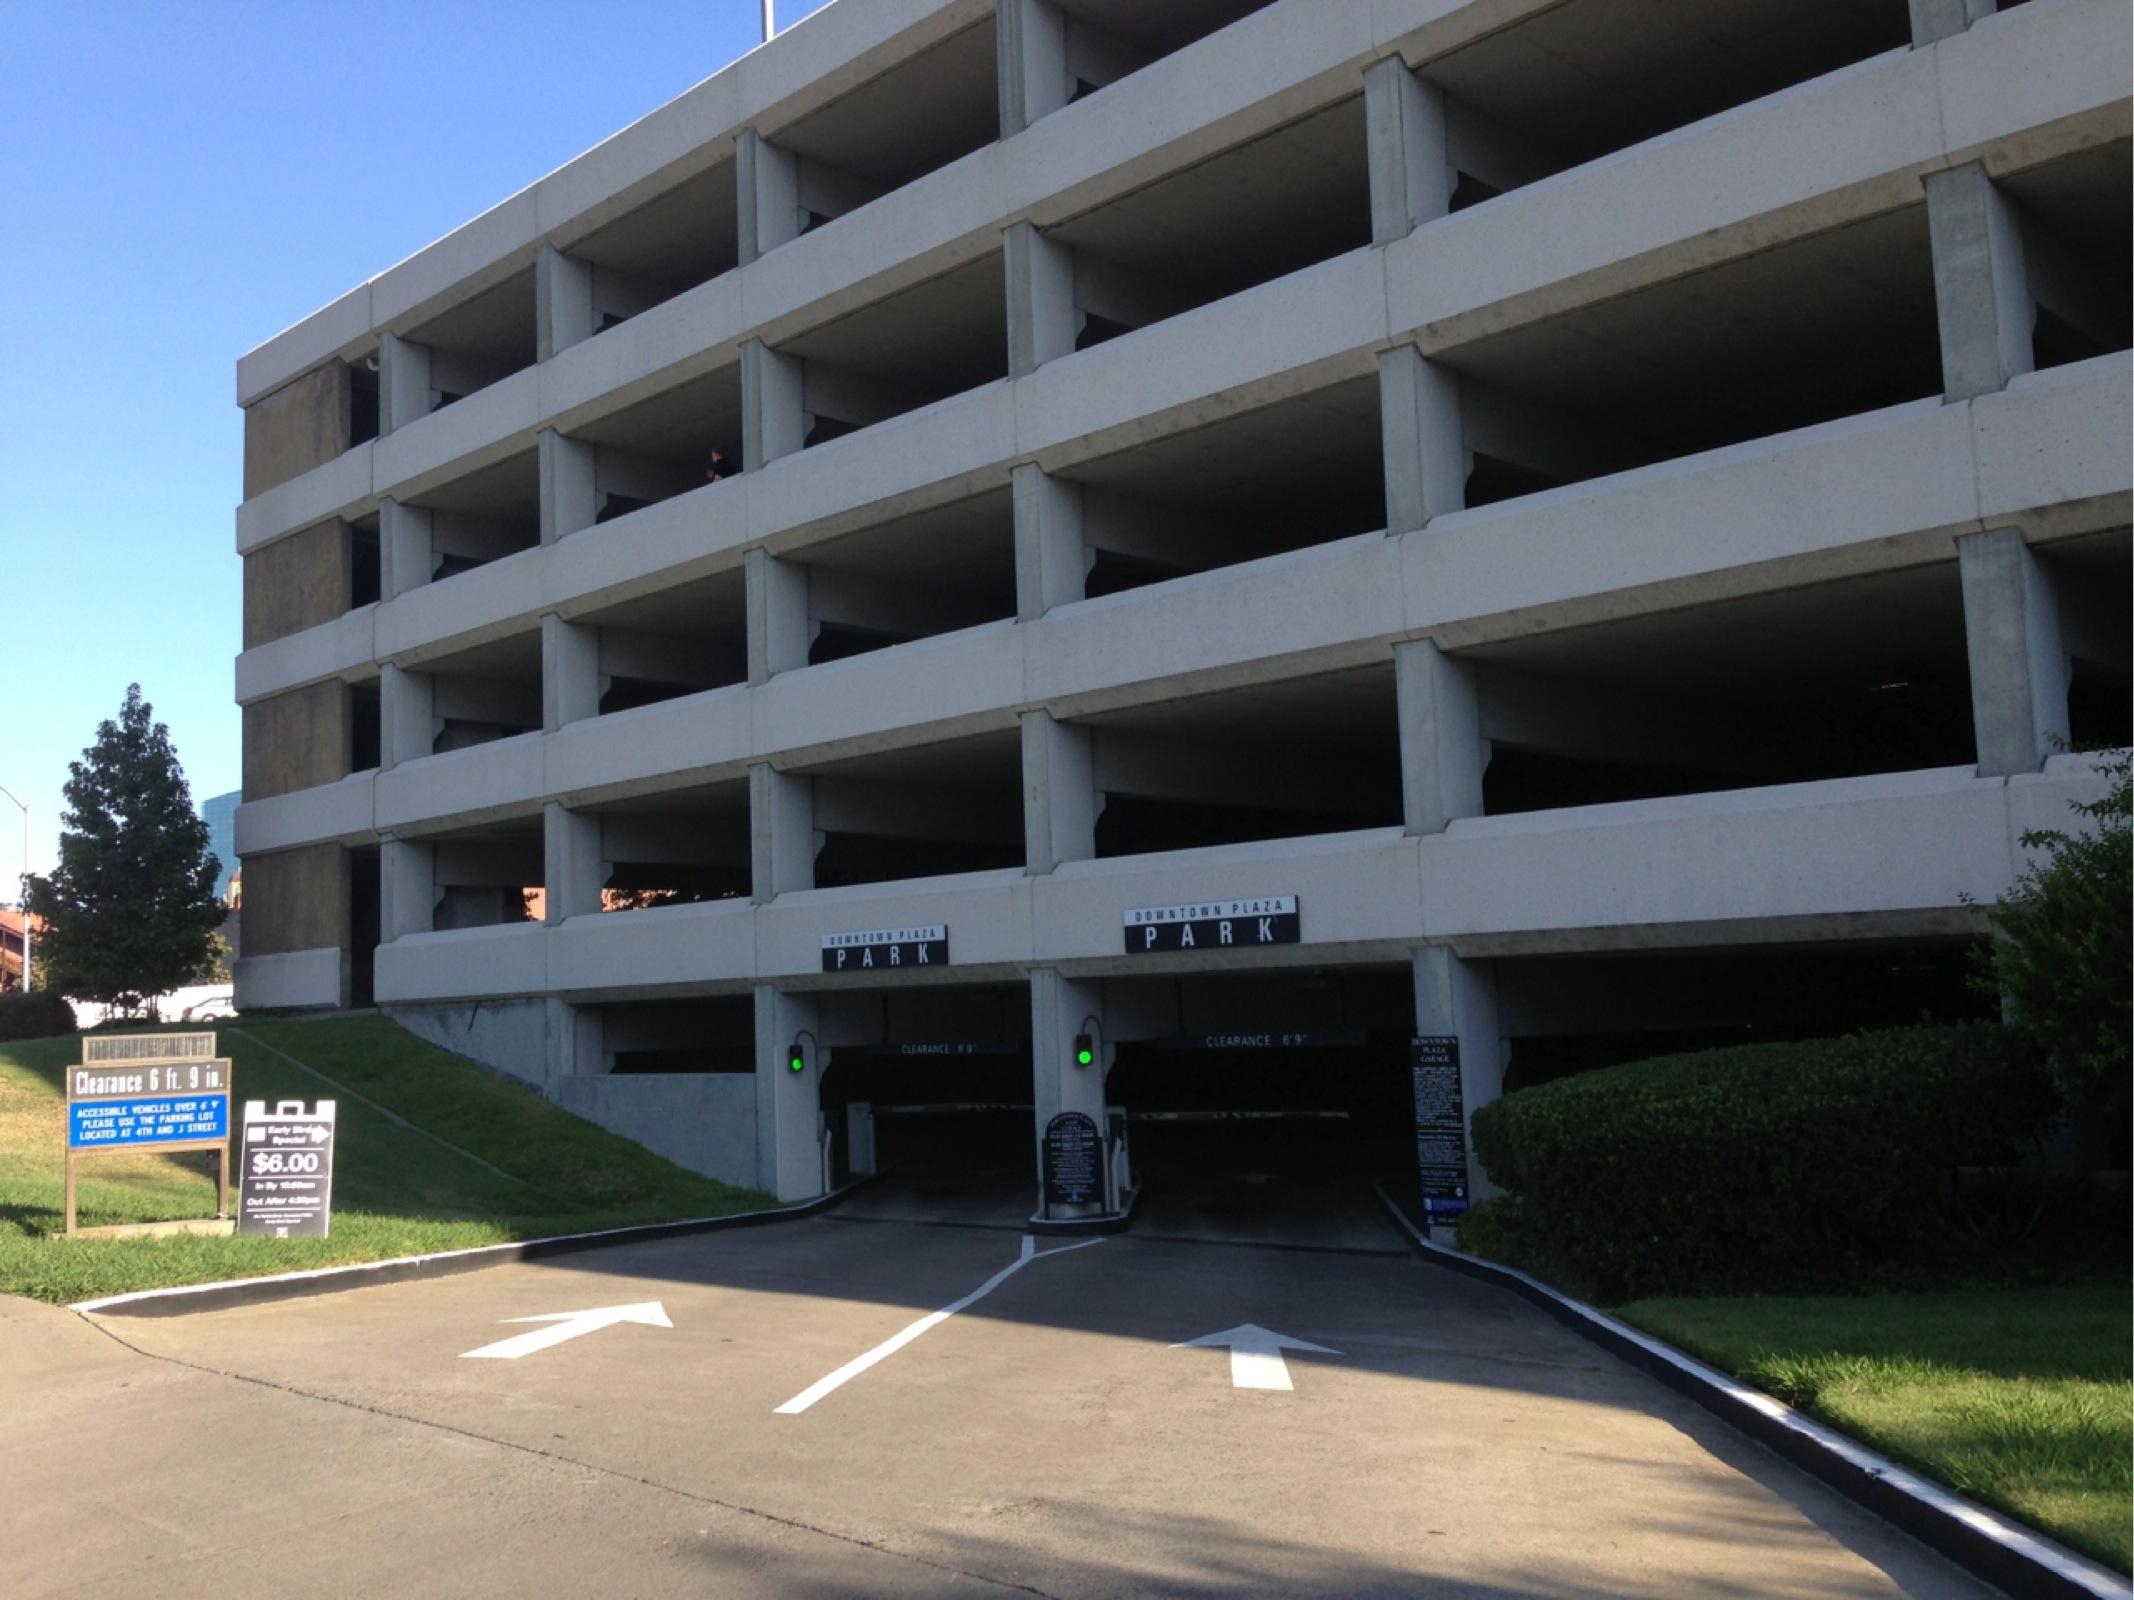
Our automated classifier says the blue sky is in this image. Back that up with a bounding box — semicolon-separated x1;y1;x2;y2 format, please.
0;0;832;897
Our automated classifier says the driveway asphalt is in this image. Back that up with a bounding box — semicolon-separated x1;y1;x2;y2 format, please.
5;1178;2001;1599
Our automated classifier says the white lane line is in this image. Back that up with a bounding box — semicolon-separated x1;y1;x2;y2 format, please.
774;1235;1105;1415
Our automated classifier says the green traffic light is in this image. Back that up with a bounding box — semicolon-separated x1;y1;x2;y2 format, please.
788;1052;805;1073
1076;1047;1094;1066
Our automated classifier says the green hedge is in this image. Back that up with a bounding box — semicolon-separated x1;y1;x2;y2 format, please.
0;990;77;1043
1462;1025;2053;1301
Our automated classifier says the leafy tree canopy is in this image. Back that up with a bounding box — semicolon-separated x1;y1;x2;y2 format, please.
23;685;224;1010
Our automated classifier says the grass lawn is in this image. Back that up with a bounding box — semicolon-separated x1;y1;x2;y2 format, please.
1617;1287;2133;1574
0;1017;769;1305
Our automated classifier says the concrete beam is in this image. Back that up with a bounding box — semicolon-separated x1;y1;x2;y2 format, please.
539;428;597;545
1396;638;1484;836
1071;252;1192;340
1022;710;1097;874
746;546;814;685
1959;528;2069;776
814;778;1023;845
545;997;603;1082
379;662;436;770
736;128;802;266
379;838;436;941
996;0;1070;138
1411;946;1504;1205
1910;0;1995;46
1365;57;1451;246
377;331;431;437
379;498;433;599
544;802;605;923
755;986;822;1201
542;613;603;732
1013;464;1087;621
536;243;596;362
1092;727;1378;818
749;762;817;903
741;340;807;471
1926;162;2034;403
1380;344;1464;534
601;813;750;868
1005;221;1079;379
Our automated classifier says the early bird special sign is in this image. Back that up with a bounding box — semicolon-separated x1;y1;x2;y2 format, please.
237;1100;338;1239
65;1033;233;1235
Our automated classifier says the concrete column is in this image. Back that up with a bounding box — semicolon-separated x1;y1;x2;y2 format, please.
1959;528;2069;776
541;612;602;730
736;128;803;266
1030;968;1112;1219
379;498;432;598
379;837;435;941
539;428;597;544
1004;221;1079;378
1411;945;1503;1205
377;330;431;436
1910;0;1995;46
997;0;1069;137
1021;710;1097;873
741;339;808;472
746;546;813;685
1380;344;1465;534
543;802;604;924
544;997;603;1084
536;242;596;361
1012;463;1086;619
755;984;824;1201
379;662;435;770
1927;162;2034;403
1364;56;1451;246
1396;638;1485;835
750;762;816;904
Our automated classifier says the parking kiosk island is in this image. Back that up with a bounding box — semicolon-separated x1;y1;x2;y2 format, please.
64;1033;232;1236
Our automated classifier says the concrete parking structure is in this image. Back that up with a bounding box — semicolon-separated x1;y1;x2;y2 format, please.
231;0;2131;1222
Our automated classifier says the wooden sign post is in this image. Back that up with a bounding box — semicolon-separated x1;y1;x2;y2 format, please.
64;1033;232;1237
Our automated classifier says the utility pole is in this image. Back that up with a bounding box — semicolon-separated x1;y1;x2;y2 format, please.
0;785;27;991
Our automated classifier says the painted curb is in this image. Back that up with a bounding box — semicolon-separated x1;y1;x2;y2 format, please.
1372;1186;2130;1600
72;1177;880;1320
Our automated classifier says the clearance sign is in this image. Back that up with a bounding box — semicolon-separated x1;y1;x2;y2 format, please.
1123;895;1300;954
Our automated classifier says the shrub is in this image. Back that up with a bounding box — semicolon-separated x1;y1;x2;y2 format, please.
1463;1025;2052;1302
1979;750;2131;1163
0;990;79;1043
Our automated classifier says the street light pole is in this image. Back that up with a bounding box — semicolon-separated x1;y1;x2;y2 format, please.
762;0;775;41
0;785;27;992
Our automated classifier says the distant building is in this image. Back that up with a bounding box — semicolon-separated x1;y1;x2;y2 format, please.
200;790;239;903
0;910;40;993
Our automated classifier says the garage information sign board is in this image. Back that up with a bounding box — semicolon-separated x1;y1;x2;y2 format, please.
1123;895;1299;954
1411;1037;1469;1224
64;1035;231;1235
237;1100;337;1239
1042;1112;1104;1209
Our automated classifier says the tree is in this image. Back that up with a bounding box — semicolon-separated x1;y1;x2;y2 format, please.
1979;749;2131;1157
23;685;225;1014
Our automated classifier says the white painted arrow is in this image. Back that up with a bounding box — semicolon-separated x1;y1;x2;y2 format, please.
1173;1324;1340;1391
461;1301;673;1361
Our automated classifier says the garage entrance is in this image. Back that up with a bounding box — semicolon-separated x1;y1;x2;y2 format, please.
820;1039;1032;1188
1102;970;1416;1246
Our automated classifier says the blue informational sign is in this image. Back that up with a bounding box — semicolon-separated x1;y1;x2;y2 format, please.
68;1093;229;1150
